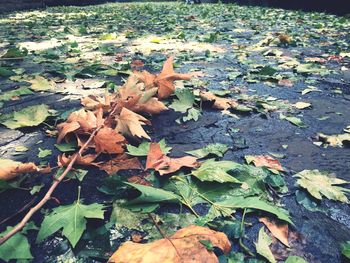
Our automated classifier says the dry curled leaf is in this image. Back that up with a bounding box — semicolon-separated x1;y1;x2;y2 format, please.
97;154;142;175
115;107;151;140
259;217;290;247
0;159;39;181
146;143;198;175
108;225;231;263
94;127;126;154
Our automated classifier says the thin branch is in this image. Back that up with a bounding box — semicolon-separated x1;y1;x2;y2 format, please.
0;125;102;245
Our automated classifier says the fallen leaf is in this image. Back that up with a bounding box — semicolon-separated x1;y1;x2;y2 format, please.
94;127;126;154
115;107;151;139
318;132;350;147
294;102;311;109
255;227;276;263
278;79;293;87
200;91;238;110
0;104;50;129
27;76;55;91
245;155;284;172
0;159;39;181
98;154;142;175
58;153;98;167
108;225;231;263
259;217;290;247
146;143;198;175
294;169;350;203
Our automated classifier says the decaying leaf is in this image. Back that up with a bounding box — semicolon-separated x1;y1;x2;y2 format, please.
58;153;98;167
294;169;350;203
146;143;198;175
259;217;290;247
0;159;39;181
245;155;284;172
98;154;142;175
115;107;151;140
27;75;55;91
108;225;231;263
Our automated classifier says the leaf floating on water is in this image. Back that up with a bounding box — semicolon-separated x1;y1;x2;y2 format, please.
108;225;231;263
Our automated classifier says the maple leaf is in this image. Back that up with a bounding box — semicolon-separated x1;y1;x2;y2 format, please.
57;109;99;143
108;225;231;263
146;143;198;175
97;154;142;175
294;169;350;203
115;107;151;140
37;196;105;248
255;227;276;263
81;93;113;111
0;159;39;181
94;127;126;154
259;217;290;247
245;155;284;172
200;91;239;110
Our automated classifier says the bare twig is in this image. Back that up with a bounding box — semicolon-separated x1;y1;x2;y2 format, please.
0;126;102;245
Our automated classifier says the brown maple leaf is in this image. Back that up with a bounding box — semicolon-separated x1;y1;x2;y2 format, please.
146;143;198;175
200;91;239;110
94;127;126;154
58;153;98;167
115;107;151;140
57;109;99;143
97;154;142;175
108;225;231;263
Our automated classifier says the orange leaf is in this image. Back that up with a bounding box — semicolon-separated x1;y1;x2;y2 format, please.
108;225;231;263
0;159;39;181
246;155;284;171
97;154;142;175
154;56;192;99
94;127;126;154
259;217;290;247
200;91;238;110
133;70;156;90
146;143;198;175
115;107;151;140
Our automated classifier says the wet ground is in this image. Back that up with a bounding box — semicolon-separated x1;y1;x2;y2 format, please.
0;2;350;263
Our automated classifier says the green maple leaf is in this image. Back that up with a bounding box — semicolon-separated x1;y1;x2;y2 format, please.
27;76;55;91
0;227;33;261
0;104;50;129
37;190;105;247
0;87;33;102
294;169;350;203
169;88;195;113
255;227;276;263
186;143;229;158
191;159;241;183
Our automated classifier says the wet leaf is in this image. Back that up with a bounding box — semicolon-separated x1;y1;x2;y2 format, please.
98;154;142;175
0;87;33;101
341;241;350;259
279;113;307;128
318;132;350;147
245;155;284;172
294;102;311;109
294;170;350;203
94;127;126;154
0;104;50;129
38;148;52;158
169;88;195;113
255;227;276;263
54;142;77;152
285;256;308;263
0;158;39;181
186;143;229;158
108;225;231;263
